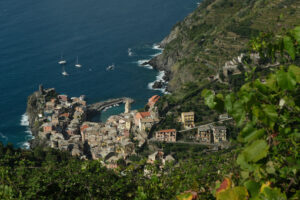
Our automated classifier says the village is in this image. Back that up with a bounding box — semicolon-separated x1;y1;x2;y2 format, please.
32;86;231;169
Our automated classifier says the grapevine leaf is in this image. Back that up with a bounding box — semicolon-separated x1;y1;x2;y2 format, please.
288;65;300;83
276;70;296;91
283;36;295;60
224;94;234;114
292;26;300;43
262;104;278;122
243;140;269;163
244;180;260;198
216;187;249;200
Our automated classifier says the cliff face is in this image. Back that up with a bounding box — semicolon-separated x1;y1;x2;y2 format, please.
151;0;300;91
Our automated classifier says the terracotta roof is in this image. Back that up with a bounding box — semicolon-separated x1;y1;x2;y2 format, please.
136;112;151;119
80;124;89;132
182;112;195;115
60;113;70;118
148;95;160;105
157;129;176;133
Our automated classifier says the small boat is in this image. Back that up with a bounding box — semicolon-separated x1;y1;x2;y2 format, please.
62;71;69;76
106;64;115;71
128;48;133;56
58;54;67;65
75;56;82;68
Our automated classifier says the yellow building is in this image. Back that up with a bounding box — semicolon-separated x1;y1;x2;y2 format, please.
181;112;195;128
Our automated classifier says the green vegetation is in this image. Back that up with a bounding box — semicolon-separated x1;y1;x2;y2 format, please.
1;1;299;199
160;0;300;91
0;142;236;199
202;26;300;199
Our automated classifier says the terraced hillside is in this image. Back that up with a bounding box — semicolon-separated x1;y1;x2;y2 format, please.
151;0;300;91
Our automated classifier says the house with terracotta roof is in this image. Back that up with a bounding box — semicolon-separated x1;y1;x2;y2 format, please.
134;112;151;126
134;111;159;132
43;123;53;133
58;95;68;103
155;129;177;142
147;95;160;108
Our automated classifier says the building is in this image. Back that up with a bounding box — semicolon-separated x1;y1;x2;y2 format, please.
212;126;227;143
181;112;195;128
156;129;176;142
58;95;68;103
139;118;155;132
134;112;151;126
147;95;160;108
147;151;164;164
197;125;213;143
43;123;53;133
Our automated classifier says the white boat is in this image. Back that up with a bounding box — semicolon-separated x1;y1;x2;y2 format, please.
128;48;133;56
58;54;67;65
75;56;82;68
62;71;69;76
106;64;115;71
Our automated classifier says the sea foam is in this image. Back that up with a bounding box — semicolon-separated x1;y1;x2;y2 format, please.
0;132;8;142
148;71;169;94
20;113;29;126
136;59;153;69
19;113;33;149
152;44;163;51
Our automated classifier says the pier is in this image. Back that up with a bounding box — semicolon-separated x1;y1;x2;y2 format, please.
87;97;134;117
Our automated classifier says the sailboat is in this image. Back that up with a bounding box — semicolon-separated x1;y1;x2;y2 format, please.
58;54;67;65
62;65;69;76
75;56;82;68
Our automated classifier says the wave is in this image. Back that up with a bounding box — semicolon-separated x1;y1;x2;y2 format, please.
148;71;169;94
0;132;8;142
136;59;153;69
151;52;162;57
19;113;33;149
17;141;30;149
152;44;163;51
20;113;29;126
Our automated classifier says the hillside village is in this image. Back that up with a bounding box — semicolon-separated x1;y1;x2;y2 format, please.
29;85;231;169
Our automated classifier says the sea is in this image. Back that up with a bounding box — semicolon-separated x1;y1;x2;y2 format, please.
0;0;200;148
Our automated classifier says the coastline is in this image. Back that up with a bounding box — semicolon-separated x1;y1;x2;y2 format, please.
139;44;170;94
20;43;167;149
20;113;34;149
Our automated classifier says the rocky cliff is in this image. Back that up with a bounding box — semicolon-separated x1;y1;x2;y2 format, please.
26;86;57;147
150;0;300;91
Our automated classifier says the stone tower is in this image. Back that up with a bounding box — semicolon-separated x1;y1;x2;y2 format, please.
124;99;131;114
39;84;44;95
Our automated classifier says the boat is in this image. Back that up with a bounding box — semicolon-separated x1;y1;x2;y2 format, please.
62;71;69;76
75;56;82;68
58;54;67;65
128;48;133;56
106;64;115;71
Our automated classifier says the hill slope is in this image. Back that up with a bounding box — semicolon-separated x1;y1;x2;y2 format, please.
150;0;300;91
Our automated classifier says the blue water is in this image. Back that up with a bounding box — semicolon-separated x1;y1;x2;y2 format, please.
0;0;199;148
